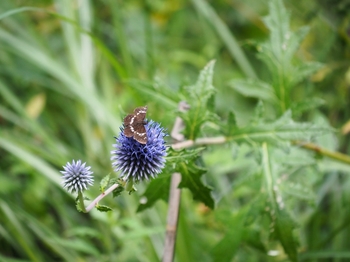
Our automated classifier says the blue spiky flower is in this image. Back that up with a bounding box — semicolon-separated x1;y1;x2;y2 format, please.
61;160;94;193
111;120;167;182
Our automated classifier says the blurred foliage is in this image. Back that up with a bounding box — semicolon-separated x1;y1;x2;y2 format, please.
0;0;350;261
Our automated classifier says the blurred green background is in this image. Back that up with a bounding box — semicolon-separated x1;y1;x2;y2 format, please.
0;0;350;261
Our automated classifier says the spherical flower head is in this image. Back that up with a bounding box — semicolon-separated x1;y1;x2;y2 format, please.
111;120;167;182
61;160;94;193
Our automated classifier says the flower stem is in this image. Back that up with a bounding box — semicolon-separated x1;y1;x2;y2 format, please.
163;101;189;262
293;141;350;164
78;191;87;213
85;183;120;212
171;137;350;165
171;136;226;150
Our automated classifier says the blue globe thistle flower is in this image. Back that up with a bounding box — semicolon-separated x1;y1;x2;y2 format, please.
111;120;167;182
61;160;94;193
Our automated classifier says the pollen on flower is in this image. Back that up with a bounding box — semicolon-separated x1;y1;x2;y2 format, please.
111;120;167;182
61;160;94;193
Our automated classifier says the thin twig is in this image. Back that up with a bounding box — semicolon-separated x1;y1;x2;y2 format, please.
293;140;350;164
171;136;226;150
85;183;119;212
163;101;189;262
170;137;350;165
163;172;182;262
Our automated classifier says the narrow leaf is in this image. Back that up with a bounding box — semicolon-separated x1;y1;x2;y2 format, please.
221;111;238;136
96;205;112;212
229;79;277;103
274;208;299;262
211;210;246;262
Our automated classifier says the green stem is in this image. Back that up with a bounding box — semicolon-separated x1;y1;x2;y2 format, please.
293;141;350;165
171;137;350;165
78;191;87;213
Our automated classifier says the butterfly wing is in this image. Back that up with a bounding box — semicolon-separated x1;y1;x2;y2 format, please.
133;106;148;143
123;106;148;143
133;106;147;122
123;114;134;137
132;123;147;144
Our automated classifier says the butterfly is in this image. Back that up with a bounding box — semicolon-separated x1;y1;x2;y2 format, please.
123;106;148;144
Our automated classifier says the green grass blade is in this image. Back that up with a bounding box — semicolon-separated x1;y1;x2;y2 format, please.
192;0;257;79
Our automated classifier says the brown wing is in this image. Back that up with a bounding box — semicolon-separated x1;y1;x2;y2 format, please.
133;105;148;114
133;106;147;123
132;123;147;144
123;105;148;142
123;114;135;137
124;125;134;137
123;114;134;126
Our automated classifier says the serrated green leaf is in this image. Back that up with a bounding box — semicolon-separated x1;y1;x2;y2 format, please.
221;111;238;136
178;160;214;209
96;205;112;212
167;147;206;164
167;147;214;208
262;0;290;63
284;26;309;63
112;179;125;198
256;0;319;115
250;100;265;125
291;62;324;87
291;97;325;117
207;94;215;112
186;60;216;101
229;79;277;103
100;174;110;192
109;177;119;186
137;174;171;212
181;60;218;139
211;210;245;262
231;110;331;146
